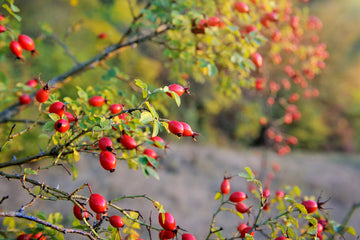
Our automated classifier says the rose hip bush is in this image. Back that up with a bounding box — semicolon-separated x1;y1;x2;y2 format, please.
0;0;358;239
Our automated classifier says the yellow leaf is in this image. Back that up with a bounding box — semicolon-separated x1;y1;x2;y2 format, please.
73;149;80;162
70;0;78;6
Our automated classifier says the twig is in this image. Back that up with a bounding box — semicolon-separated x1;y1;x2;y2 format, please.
52;34;80;65
0;211;98;240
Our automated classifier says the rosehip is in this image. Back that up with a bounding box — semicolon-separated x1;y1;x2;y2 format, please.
207;16;220;27
0;15;4;21
54;119;70;133
19;94;32;105
275;190;285;199
168;120;184;137
159;230;176;240
89;96;105;107
182;233;196;240
144;148;157;159
274;237;287;240
99;151;117;172
109;215;125;228
0;25;6;33
197;19;207;29
26;79;38;88
158;212;176;230
89;193;107;214
18;34;36;52
49;101;66;117
235;202;248;213
255;78;264;90
109;103;123;114
240;226;254;238
220;179;230;195
166;84;189;97
229;191;247;202
73;204;90;221
120;134;137;149
150;136;165;147
302;200;318;213
35;88;50;103
99;137;113;151
251;52;263;67
245;25;257;34
9;41;23;59
98;32;107;39
65;112;76;123
234;2;249;13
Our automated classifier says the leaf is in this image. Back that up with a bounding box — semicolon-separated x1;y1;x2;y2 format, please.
146;166;160;180
43;121;55;132
76;87;88;101
152;120;159;137
138;156;149;165
207;63;218;77
296;203;308;214
139;111;153;124
145;101;159;118
347;226;357;236
3;217;16;229
307;225;318;235
24;168;38;176
37;211;47;221
73;149;80;162
293;186;301;196
244;167;255;179
135;79;148;90
2;4;21;21
48;113;60;122
214;192;222;200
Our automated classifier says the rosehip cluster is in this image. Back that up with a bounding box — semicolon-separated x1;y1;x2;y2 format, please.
168;120;199;141
9;34;37;59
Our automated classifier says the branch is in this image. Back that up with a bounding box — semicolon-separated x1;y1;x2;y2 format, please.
0;211;98;240
0;23;173;124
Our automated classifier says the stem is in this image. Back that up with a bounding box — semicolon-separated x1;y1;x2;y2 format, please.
0;211;98;240
205;195;227;240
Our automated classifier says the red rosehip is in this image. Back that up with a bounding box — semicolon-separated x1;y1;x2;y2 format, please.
19;94;32;105
109;103;123;114
229;191;247;202
49;101;66;117
265;12;279;22
120;134;137;149
168;120;184;137
144;148;157;159
54;119;70;133
64;112;76;123
99;151;117;172
290;15;300;30
220;179;230;195
182;233;196;240
99;137;113;151
180;122;199;140
9;41;23;59
159;230;176;240
89;96;105;107
317;223;324;236
251;52;263;67
0;25;6;33
158;212;176;231
36;88;50;103
240;226;254;238
26;79;38;88
275;190;285;199
207;16;220;27
235;202;248;213
166;84;189;97
18;34;36;52
255;78;264;90
0;14;4;21
272;30;281;42
73;204;90;221
302;200;318;213
98;32;107;39
234;2;249;13
197;19;207;29
150;136;166;147
89;193;107;214
275;237;288;240
109;215;125;228
244;25;257;34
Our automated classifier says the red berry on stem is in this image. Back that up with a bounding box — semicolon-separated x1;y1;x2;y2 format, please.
120;135;137;149
240;226;254;238
150;136;165;147
159;230;176;240
234;2;249;13
9;41;23;59
182;233;196;240
275;190;285;199
18;34;36;52
26;79;38;88
98;32;107;39
73;204;90;221
19;94;32;105
49;101;66;117
144;148;157;159
220;179;230;195
65;112;76;123
197;19;207;29
89;96;105;107
54;119;70;133
255;78;264;90
158;212;176;230
109;103;123;114
99;151;117;172
0;14;4;21
302;200;318;213
0;25;6;33
89;193;107;214
168;120;184;137
251;52;263;67
99;137;113;151
235;202;248;213
166;84;189;97
263;188;271;198
229;191;247;202
274;236;287;240
109;215;125;228
207;16;220;27
36;88;50;103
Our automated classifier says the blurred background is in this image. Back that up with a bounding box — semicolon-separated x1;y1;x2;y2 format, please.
0;0;360;239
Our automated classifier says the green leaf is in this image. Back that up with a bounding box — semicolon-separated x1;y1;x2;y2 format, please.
138;156;149;165
36;211;47;221
24;168;38;175
43;121;54;132
307;225;318;235
207;63;218;77
48;113;60;121
146;166;160;180
227;25;239;32
293;186;301;196
145;101;159;118
296;203;308;214
152;121;160;137
139;111;153;124
3;217;16;229
77;87;88;101
244;167;255;179
169;91;181;107
2;4;21;21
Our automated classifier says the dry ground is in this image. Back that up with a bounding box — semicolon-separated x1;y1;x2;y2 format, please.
1;143;359;239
